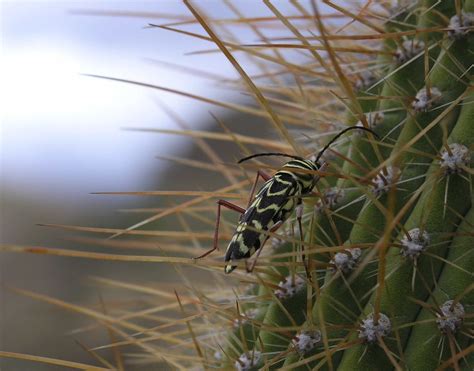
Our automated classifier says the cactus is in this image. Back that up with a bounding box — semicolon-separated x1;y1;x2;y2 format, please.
2;1;473;370
218;2;474;370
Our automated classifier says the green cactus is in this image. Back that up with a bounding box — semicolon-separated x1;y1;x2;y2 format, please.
226;2;474;370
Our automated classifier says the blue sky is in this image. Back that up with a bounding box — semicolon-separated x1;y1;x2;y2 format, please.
1;1;310;199
1;1;246;198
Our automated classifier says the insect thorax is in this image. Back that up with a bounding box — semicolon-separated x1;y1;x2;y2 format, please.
281;159;318;194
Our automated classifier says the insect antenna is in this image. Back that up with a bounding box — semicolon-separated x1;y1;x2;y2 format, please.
237;127;378;165
314;126;379;164
237;152;304;164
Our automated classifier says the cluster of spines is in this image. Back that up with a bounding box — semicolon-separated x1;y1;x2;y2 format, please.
221;1;473;370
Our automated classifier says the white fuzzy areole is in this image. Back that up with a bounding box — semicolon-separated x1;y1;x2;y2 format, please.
330;248;362;274
448;12;474;39
412;87;442;113
439;143;471;175
315;187;345;213
401;228;430;259
235;351;262;371
354;70;377;91
274;275;305;300
359;313;391;343
394;39;425;65
437;300;465;334
292;330;322;354
371;166;401;196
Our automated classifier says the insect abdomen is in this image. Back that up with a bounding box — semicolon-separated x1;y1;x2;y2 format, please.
224;198;296;273
224;220;269;273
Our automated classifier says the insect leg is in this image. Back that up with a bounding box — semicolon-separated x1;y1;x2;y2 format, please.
246;170;272;207
194;199;245;259
296;199;311;280
245;221;283;273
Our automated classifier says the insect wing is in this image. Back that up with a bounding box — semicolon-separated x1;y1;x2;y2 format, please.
250;174;299;227
224;174;299;271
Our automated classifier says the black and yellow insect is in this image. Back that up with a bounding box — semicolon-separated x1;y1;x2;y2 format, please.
196;126;377;274
223;156;324;274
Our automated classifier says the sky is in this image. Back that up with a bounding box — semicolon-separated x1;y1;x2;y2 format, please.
1;1;245;199
0;1;317;199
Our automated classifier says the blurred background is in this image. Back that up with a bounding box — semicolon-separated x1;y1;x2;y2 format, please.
1;1;301;369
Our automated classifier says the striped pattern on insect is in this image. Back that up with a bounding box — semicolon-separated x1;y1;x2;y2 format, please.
194;126;377;274
224;157;325;274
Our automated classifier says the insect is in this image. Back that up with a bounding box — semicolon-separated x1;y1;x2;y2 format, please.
195;126;377;274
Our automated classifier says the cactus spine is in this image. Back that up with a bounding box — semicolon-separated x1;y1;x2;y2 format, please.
227;2;473;370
